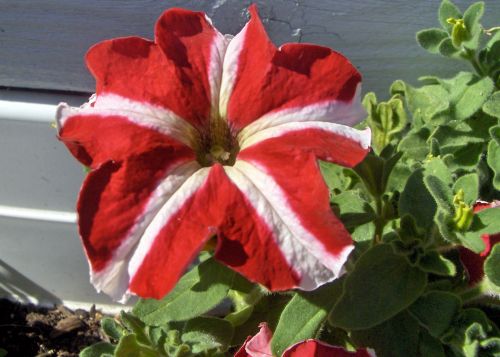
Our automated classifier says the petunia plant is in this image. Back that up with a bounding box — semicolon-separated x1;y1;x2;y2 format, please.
57;1;500;357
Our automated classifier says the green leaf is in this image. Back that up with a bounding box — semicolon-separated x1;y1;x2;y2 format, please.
462;1;484;50
417;28;450;53
101;317;125;341
409;291;461;338
484;244;500;287
120;312;150;346
134;258;234;325
424;175;453;211
439;0;462;34
329;244;427;330
181;317;233;354
418;251;457;276
271;279;343;356
438;38;461;58
399;169;437;230
455;76;494;120
453;173;479;205
398;126;431;160
487;139;500;190
351;311;421;357
114;334;158;357
483;91;500;119
331;190;376;230
79;342;115;357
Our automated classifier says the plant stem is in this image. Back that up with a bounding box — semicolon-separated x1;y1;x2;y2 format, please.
463;48;486;76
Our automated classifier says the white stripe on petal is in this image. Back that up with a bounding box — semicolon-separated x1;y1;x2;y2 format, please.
89;160;203;302
218;23;248;120
239;120;371;152
56;93;197;148
225;161;354;290
237;83;365;144
127;167;211;287
207;24;232;121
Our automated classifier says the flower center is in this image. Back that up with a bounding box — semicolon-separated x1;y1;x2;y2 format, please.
195;117;238;167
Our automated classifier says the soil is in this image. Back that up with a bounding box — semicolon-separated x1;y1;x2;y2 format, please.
0;299;107;357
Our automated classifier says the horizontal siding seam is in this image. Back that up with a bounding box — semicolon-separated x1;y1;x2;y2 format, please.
0;205;76;223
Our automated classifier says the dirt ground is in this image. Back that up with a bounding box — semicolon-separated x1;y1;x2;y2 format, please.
0;298;106;357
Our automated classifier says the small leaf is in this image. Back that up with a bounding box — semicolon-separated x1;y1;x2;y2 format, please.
424;175;453;211
409;291;461;338
418;251;457;276
455;76;494;120
487;139;500;190
462;1;484;50
329;244;427;330
181;316;233;354
399;169;437;230
483;91;500;119
417;28;450;53
101;317;125;341
272;279;343;356
484;244;500;287
453;173;479;205
439;0;462;34
331;190;376;230
439;38;461;58
79;342;115;357
114;334;157;357
134;258;234;325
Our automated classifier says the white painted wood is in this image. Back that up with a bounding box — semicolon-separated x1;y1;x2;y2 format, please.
0;205;76;223
0;1;499;98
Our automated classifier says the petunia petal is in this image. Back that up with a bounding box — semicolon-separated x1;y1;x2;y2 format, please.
220;5;362;132
57;103;199;300
86;8;228;129
128;164;301;298
231;124;369;290
283;340;373;357
235;323;273;357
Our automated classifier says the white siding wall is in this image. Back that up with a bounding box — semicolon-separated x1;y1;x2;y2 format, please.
0;0;498;308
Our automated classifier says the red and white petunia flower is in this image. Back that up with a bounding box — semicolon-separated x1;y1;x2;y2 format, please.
57;5;370;301
459;201;500;286
234;323;374;357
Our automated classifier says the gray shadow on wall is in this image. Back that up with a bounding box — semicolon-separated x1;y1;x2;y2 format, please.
0;259;61;306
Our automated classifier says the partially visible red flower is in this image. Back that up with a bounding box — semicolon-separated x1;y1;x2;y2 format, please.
459;201;500;285
235;323;373;357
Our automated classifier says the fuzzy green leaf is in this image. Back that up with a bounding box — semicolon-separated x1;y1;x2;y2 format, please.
114;334;157;357
424;175;453;211
399;169;437;230
453;173;479;205
438;38;461;57
409;291;461;338
329;244;427;330
351;311;421;357
462;1;484;50
134;258;234;325
181;317;233;354
455;76;494;120
418;251;457;276
79;342;115;357
271;280;344;356
417;28;450;53
101;317;126;341
487;139;500;190
483;91;500;119
439;0;462;33
331;190;376;230
484;244;500;287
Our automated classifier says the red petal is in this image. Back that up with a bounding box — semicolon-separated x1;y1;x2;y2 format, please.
223;5;361;131
283;340;372;357
235;126;369;289
235;323;273;357
86;8;226;129
129;164;299;298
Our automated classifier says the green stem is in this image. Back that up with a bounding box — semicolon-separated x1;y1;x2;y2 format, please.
373;195;385;245
463;48;486;77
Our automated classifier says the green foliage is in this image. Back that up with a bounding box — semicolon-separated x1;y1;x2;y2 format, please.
485;244;500;287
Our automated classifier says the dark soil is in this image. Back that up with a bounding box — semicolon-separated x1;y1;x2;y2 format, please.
0;299;107;357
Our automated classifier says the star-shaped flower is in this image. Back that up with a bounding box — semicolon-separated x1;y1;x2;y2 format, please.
57;6;370;301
